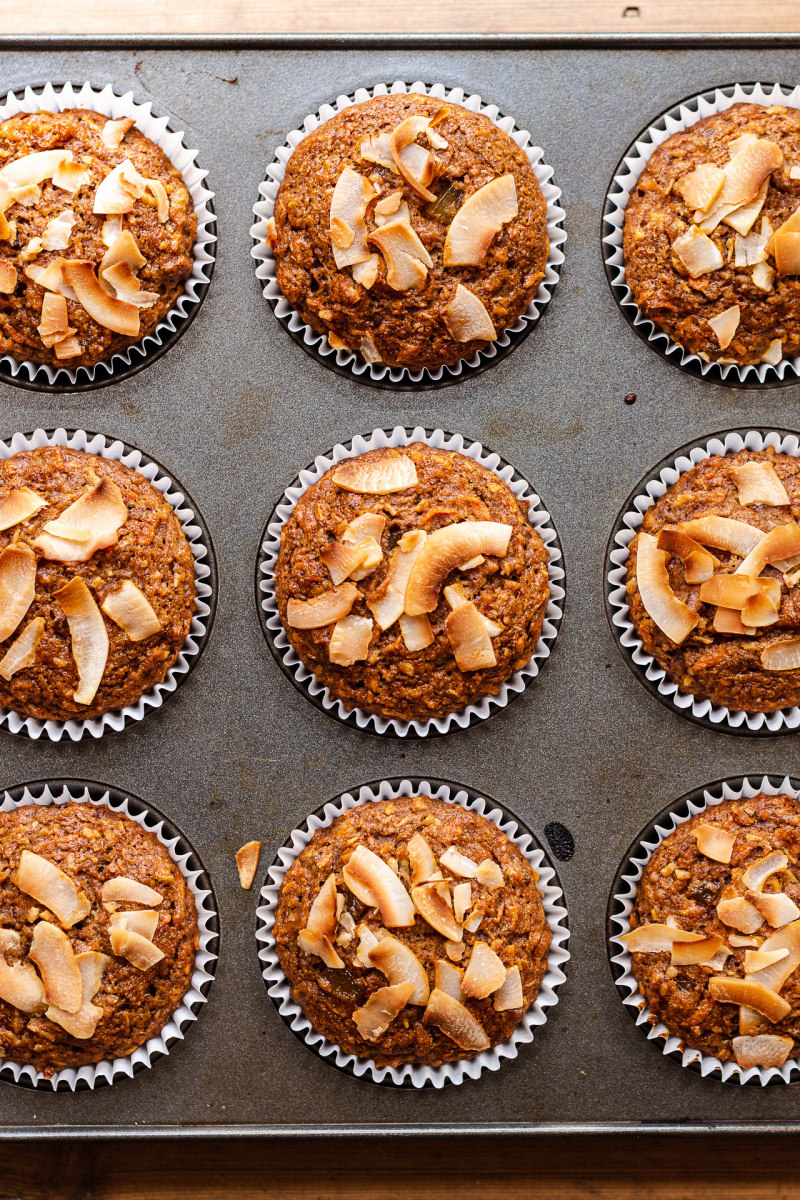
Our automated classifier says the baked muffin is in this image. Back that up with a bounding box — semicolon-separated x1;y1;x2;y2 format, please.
622;793;800;1072
0;108;196;369
273;794;551;1067
0;802;198;1076
274;441;550;723
0;445;196;721
623;102;800;367
625;447;800;713
268;92;549;370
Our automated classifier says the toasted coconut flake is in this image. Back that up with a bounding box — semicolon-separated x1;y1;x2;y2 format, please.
328;613;373;666
346;845;415;927
110;910;158;941
492;963;523;1012
41;210;76;252
368;218;430;291
405;522;511;616
297;928;344;969
734;228;768;266
100;876;162;906
444;601;496;671
100;217;123;250
408;833;437;886
397;612;432;652
731;935;761;948
374;191;403;218
723;139;783;206
93;159;145;214
0;957;45;1014
37;291;72;347
0;150;71;189
286;582;359;630
762;638;800;671
732;1033;794;1069
51;578;107;706
52;160;90;194
677;515;765;556
333;453;417;495
671;933;726;966
28;256;78;300
746;890;800;929
714;606;755;635
351;253;380;289
672;226;724;276
717;895;765;934
101;117;135;149
742;851;788;892
766;204;800;256
321;540;374;586
475;859;504;891
462;941;507;999
746;919;800;995
0;487;45;532
742;588;780;628
620;923;707;953
724;178;770;236
389;116;440;201
61;259;139;337
29;921;82;1013
657;529;719;582
411;881;461;941
359;132;399;174
761;338;783;366
676;163;726;211
0;261;16;293
709;976;791;1022
47;950;109;1039
369;934;430;1005
453;881;472;924
435;959;465;1003
16;851;91;927
699;573;761;610
753;260;776;291
19;236;43;263
340;513;386;547
353;980;414;1041
693;823;736;864
729;461;790;507
0;617;44;681
100;579;161;642
708;304;740;349
0;544;36;643
423;987;490;1051
635;532;699;644
54;334;81;360
306;873;339;940
368;531;427;630
737;523;800;578
144;178;169;222
355;923;380;967
443;175;518;267
444;284;497;343
101;260;159;308
775;232;800;275
234;840;261;890
744;947;790;973
329;168;376;269
445;940;465;961
440;847;479;879
100;231;146;277
110;925;165;971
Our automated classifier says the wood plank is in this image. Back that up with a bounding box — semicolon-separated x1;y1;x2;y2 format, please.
7;0;800;35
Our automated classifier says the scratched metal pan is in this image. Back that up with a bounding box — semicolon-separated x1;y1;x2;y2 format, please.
2;32;800;1139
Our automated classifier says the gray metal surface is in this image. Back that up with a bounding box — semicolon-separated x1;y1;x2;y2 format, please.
2;36;800;1136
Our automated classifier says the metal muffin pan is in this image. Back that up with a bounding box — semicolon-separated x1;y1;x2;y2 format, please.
3;32;800;1137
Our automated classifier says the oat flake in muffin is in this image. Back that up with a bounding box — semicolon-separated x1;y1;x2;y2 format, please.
0;802;198;1076
625;446;800;713
622;793;800;1071
274;441;550;723
273;795;551;1067
268;92;549;371
0;445;196;722
623;102;800;367
0;108;196;369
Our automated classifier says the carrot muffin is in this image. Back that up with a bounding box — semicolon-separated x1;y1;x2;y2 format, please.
622;793;800;1071
0;108;196;369
274;442;550;723
0;801;198;1076
623;102;800;367
625;447;800;713
0;445;196;722
268;92;549;370
273;795;550;1067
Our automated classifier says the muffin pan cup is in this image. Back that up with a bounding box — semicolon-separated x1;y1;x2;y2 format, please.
0;427;216;742
0;81;216;393
608;773;800;1086
250;79;566;391
605;427;800;737
0;778;218;1092
603;81;800;390
256;425;565;738
256;776;570;1088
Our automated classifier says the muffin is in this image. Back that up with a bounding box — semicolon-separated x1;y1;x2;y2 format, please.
622;793;800;1072
273;794;551;1067
268;92;549;370
623;102;800;367
625;446;800;713
0;108;196;369
274;441;550;723
0;801;198;1076
0;445;196;722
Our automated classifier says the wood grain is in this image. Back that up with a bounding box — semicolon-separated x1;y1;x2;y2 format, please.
7;0;800;35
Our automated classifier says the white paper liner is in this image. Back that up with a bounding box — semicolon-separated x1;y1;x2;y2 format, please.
0;80;216;387
607;428;800;733
0;427;213;741
0;781;217;1091
250;80;566;386
603;82;800;385
258;426;565;737
256;778;569;1088
610;773;800;1086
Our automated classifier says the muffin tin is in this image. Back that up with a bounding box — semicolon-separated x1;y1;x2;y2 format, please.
4;33;800;1137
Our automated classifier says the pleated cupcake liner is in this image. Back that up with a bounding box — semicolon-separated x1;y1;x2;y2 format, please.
0;81;216;391
0;427;216;741
257;425;565;738
251;80;565;389
0;780;218;1091
256;776;570;1088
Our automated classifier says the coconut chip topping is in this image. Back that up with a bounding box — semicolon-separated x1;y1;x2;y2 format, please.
235;841;262;890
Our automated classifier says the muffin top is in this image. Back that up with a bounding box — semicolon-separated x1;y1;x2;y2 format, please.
0;445;196;722
273;795;551;1067
0;108;196;369
626;447;800;713
274;441;550;723
623;102;800;366
269;92;549;370
623;794;800;1071
0;802;198;1075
